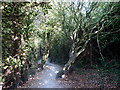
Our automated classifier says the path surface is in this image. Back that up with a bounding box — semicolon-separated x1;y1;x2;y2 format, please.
25;60;63;88
22;60;118;88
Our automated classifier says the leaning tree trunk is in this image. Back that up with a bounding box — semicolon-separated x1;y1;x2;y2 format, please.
63;39;89;71
56;39;90;78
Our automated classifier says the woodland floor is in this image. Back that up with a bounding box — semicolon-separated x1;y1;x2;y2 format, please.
20;62;118;88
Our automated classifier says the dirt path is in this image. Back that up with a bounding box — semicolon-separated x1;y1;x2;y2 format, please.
22;62;64;88
22;61;118;88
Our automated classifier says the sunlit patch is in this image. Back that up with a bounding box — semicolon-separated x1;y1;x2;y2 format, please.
45;80;48;84
29;78;32;80
55;71;59;74
50;73;53;76
43;65;46;68
45;66;49;68
39;83;41;85
27;63;62;88
62;74;65;78
48;66;54;69
63;67;66;71
36;76;40;79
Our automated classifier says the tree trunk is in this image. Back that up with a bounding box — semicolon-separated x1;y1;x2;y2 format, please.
90;42;93;66
56;39;89;78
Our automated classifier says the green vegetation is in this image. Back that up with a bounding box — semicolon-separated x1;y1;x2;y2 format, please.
1;1;120;88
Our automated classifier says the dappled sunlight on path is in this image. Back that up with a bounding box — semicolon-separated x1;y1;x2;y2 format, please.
28;61;63;88
22;60;118;88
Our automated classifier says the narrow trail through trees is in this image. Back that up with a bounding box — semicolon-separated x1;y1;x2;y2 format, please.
22;59;118;88
24;60;64;88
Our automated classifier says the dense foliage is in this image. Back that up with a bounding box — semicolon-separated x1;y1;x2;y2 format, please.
1;1;120;88
2;2;50;88
43;2;120;69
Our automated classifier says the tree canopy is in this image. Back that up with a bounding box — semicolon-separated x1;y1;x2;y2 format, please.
1;1;120;88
